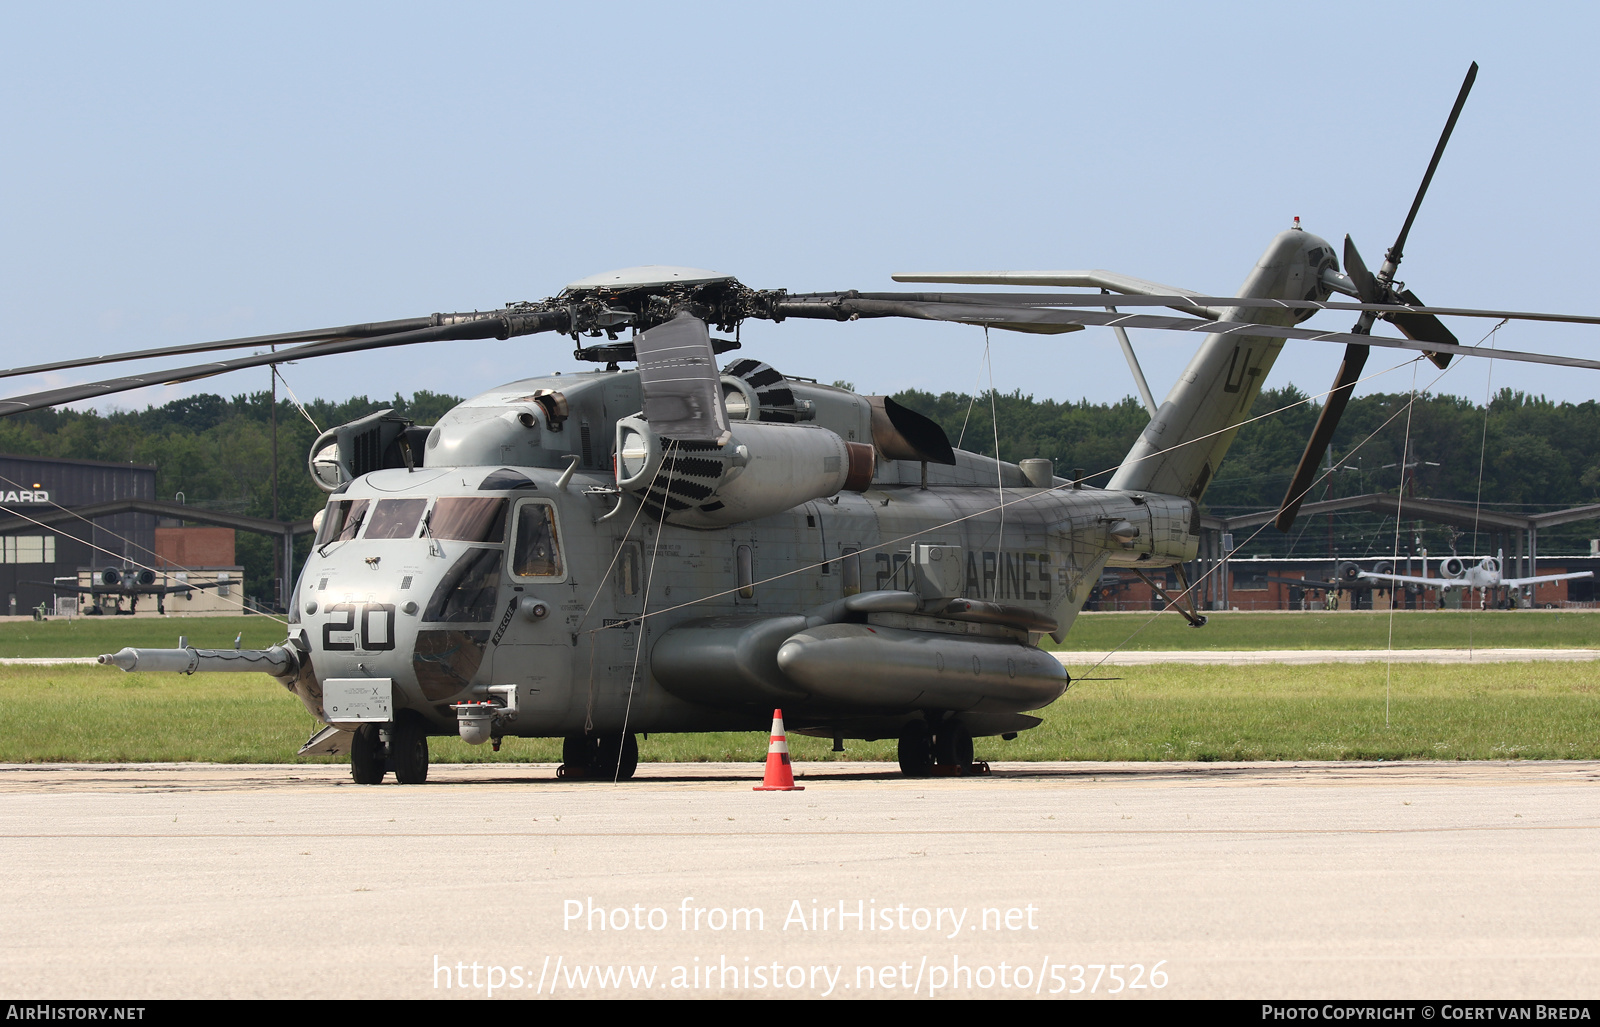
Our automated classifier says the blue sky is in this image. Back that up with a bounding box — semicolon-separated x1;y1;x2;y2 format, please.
3;2;1597;416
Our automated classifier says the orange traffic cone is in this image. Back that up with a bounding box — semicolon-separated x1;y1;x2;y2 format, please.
753;708;804;791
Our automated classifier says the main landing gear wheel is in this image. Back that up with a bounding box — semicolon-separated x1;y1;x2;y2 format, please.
897;721;933;778
597;732;639;781
350;723;386;785
933;725;974;771
559;733;638;780
390;717;430;785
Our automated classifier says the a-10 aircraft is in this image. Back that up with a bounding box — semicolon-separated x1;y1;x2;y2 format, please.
25;568;225;615
1273;554;1593;607
1345;552;1593;597
4;64;1595;783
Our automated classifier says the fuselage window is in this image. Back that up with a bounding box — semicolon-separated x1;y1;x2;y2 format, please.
365;498;428;539
430;497;509;543
512;503;564;579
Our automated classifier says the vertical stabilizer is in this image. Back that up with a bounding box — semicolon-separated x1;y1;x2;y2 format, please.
1107;229;1338;499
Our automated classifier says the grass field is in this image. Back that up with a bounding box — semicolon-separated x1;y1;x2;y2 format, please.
3;659;1596;765
1049;609;1600;652
0;616;281;658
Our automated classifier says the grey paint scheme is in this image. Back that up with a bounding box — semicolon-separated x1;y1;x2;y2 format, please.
1110;230;1337;498
280;231;1331;744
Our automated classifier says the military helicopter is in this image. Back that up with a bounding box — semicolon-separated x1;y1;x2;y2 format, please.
9;64;1599;782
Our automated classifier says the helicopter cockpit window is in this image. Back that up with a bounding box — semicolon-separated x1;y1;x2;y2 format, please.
318;499;369;546
511;502;564;578
422;547;503;623
430;497;508;543
365;498;428;539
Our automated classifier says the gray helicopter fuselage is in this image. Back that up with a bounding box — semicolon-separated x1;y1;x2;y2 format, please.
284;369;1196;743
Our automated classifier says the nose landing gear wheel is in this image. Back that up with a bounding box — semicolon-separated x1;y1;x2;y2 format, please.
350;723;386;785
897;721;933;778
391;718;430;785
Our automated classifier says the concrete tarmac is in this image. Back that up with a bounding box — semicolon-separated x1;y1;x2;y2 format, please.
0;760;1597;1000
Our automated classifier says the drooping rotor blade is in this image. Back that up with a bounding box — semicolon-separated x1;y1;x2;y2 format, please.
769;297;1600;372
1274;344;1370;532
0;316;437;382
634;313;730;444
0;309;569;417
1389;62;1478;267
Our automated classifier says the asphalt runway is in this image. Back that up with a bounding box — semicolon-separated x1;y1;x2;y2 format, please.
1;760;1596;1000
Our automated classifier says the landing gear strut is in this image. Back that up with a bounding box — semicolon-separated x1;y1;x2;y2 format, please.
559;733;638;780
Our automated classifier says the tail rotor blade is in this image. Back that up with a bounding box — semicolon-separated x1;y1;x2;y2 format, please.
1274;344;1370;532
1343;236;1381;304
1388;61;1479;267
1384;287;1456;368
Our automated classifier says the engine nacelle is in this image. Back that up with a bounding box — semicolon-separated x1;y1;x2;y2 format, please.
308;408;429;493
615;415;874;527
1440;556;1467;579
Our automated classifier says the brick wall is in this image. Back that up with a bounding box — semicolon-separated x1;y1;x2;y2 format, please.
154;527;235;569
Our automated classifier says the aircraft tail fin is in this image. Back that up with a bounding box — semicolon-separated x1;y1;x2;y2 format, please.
1107;229;1340;500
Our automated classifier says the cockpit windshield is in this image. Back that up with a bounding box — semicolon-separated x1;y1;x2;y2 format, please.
429;497;508;543
365;498;428;539
317;499;370;546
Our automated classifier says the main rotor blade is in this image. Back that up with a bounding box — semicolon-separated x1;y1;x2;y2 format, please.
1389;61;1478;266
1274;344;1370;532
772;297;1600;372
798;290;1600;328
0;310;568;417
0;316;437;381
